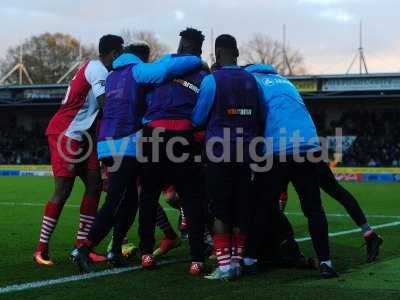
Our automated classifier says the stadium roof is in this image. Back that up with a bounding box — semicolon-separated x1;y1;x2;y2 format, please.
2;73;400;106
288;72;400;80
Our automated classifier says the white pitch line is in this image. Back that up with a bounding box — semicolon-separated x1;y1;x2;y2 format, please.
0;220;399;295
285;211;400;220
295;220;400;242
1;202;399;219
0;259;188;295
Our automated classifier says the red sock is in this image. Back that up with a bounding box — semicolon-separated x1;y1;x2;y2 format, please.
36;201;62;252
364;229;375;238
75;194;99;248
214;234;232;269
231;233;246;265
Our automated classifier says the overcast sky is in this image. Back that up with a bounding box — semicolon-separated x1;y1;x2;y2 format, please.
1;0;399;74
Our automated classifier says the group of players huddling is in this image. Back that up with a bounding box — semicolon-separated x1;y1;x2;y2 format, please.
33;28;383;280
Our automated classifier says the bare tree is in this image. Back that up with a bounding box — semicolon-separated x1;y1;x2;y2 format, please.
240;33;306;75
0;32;96;84
121;29;169;62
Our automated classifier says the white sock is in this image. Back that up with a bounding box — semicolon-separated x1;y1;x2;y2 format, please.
320;260;332;268
219;265;231;272
243;257;257;266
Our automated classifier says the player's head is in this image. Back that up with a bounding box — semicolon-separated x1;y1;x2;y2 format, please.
177;27;205;56
124;41;150;63
215;34;239;66
99;34;124;68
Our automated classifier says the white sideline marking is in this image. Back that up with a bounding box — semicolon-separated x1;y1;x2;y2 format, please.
0;259;187;295
1;202;399;219
286;211;400;220
0;220;399;295
296;221;400;242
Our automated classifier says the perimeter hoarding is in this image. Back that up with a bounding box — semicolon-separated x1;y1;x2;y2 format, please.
322;76;400;92
291;79;318;92
332;167;400;182
1;166;399;182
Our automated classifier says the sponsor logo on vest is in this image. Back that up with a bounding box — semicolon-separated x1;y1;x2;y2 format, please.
226;108;253;116
173;79;200;94
262;77;292;87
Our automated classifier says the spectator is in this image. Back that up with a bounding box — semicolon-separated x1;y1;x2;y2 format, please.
1;107;399;167
0;122;49;165
310;107;400;167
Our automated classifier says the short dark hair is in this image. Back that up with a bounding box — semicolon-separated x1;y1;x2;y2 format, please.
124;42;150;62
179;27;205;45
215;34;239;57
99;34;124;56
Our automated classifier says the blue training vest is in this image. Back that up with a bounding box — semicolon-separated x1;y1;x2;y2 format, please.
206;68;264;161
144;68;209;122
98;64;146;142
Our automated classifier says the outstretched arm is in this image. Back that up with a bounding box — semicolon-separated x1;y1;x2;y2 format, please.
133;54;202;84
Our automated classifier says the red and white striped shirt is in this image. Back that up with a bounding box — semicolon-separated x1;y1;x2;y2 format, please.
46;60;108;141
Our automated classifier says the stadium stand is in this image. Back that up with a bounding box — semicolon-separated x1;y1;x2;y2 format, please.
0;121;49;164
311;108;400;166
1;73;400;166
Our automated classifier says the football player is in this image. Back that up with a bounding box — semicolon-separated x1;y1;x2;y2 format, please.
34;35;124;266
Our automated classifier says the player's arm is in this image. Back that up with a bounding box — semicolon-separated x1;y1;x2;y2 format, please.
191;74;216;128
85;61;109;109
133;54;202;84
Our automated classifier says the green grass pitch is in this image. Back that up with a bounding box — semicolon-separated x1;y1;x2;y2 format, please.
0;176;399;300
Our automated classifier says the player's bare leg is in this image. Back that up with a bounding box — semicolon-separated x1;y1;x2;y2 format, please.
34;176;74;266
